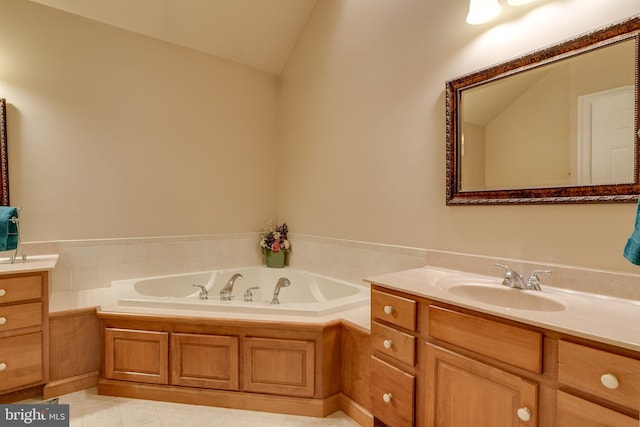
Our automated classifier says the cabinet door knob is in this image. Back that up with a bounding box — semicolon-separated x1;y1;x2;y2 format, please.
600;373;620;390
382;393;393;403
516;407;531;422
383;339;393;349
0;362;6;371
0;289;5;297
383;305;394;314
0;317;6;325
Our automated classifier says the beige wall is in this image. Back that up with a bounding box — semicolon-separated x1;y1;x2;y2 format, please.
279;0;640;273
0;0;279;241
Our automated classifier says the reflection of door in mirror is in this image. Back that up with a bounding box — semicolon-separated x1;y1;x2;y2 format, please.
459;38;636;192
578;86;634;186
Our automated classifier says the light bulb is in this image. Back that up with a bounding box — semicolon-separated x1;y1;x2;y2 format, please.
466;0;503;25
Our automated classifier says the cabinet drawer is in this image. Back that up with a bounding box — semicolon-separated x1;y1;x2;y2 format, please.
370;356;415;427
558;340;640;410
0;302;42;333
372;290;416;331
428;305;543;373
0;275;42;304
0;332;43;392
557;391;637;427
371;321;416;366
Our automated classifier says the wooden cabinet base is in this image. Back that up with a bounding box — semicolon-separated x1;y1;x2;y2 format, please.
98;378;340;418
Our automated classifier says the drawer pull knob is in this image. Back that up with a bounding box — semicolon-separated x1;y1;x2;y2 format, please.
516;407;531;422
0;289;5;297
383;339;393;349
382;393;393;403
0;362;6;371
0;317;5;325
600;373;620;390
383;305;394;314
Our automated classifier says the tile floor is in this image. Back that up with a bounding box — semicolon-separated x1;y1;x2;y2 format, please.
22;388;360;427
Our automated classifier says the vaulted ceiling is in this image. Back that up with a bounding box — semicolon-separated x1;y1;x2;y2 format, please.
29;0;317;74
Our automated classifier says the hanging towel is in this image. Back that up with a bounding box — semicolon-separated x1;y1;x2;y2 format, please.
0;206;18;251
623;199;640;265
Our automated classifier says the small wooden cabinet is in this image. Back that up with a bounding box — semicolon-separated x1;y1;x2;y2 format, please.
0;272;49;395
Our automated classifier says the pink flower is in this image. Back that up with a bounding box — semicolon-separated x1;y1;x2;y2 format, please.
271;242;281;252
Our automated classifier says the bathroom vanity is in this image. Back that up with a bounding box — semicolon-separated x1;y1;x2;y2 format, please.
0;256;57;399
367;267;640;427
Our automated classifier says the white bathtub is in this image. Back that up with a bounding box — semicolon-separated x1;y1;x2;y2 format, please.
111;266;370;317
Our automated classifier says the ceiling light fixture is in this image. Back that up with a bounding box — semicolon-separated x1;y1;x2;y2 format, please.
466;0;503;25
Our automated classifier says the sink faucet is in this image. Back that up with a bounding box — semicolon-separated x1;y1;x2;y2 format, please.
270;277;290;304
495;264;550;291
220;273;243;301
192;284;208;300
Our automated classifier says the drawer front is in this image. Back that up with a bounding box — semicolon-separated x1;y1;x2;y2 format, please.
558;340;640;410
372;290;416;331
0;332;43;392
371;321;416;366
428;305;543;373
557;391;637;427
0;275;42;304
0;302;42;333
370;356;415;427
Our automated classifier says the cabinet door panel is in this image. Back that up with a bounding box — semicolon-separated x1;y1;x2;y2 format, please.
104;328;168;384
243;337;314;397
0;332;43;392
426;343;538;427
171;333;239;390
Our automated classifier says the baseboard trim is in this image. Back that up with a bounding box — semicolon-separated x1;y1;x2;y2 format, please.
338;393;373;427
43;371;100;399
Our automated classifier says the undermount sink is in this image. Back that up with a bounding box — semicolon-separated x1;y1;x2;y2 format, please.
442;280;566;312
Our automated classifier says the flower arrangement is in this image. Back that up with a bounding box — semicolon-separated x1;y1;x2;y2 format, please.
260;221;291;253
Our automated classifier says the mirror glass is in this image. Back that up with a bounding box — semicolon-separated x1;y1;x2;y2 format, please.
446;17;639;205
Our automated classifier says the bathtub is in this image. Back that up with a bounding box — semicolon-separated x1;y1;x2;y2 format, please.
110;266;370;317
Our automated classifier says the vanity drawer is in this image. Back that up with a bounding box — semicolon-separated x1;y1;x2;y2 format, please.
372;290;416;331
558;340;640;410
428;305;543;373
0;302;42;333
370;356;415;427
371;321;416;366
0;332;43;392
0;275;42;304
556;391;637;427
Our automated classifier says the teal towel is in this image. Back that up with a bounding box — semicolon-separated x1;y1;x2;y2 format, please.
0;207;18;251
623;199;640;265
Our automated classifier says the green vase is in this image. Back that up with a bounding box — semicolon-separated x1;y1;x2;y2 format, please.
264;250;285;268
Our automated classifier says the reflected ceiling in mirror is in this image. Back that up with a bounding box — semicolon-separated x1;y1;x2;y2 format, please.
446;16;640;205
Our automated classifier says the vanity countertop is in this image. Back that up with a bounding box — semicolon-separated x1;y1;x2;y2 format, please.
0;254;58;274
366;266;640;353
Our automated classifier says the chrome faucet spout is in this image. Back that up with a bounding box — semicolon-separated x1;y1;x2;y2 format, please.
495;264;550;291
220;273;243;301
271;277;290;304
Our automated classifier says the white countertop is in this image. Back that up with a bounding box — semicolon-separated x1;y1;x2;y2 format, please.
0;254;58;274
366;266;640;353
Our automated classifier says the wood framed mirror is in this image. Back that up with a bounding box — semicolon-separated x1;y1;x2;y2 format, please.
446;16;640;205
0;99;8;206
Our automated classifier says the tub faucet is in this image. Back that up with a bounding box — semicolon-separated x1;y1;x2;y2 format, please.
192;284;208;300
270;277;291;304
220;273;243;301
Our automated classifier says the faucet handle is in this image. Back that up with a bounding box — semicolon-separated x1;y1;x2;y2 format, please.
526;270;551;291
192;284;208;300
244;286;260;302
495;263;521;287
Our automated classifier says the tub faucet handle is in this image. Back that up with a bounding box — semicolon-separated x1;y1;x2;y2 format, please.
243;286;260;302
192;284;208;300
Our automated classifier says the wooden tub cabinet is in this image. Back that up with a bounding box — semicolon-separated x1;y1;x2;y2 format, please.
97;311;345;418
